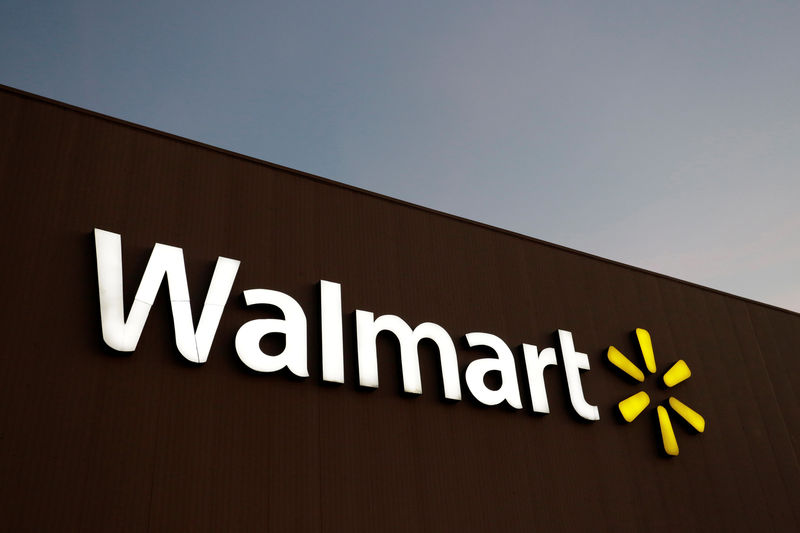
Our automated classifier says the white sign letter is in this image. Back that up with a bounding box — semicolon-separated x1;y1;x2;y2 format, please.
558;330;599;421
94;228;239;363
356;311;461;400
321;280;345;383
465;332;522;409
235;289;309;376
523;344;557;414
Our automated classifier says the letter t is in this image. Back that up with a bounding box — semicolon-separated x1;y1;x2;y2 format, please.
558;330;600;421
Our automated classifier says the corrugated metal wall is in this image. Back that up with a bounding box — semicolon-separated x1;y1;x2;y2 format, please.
1;86;798;531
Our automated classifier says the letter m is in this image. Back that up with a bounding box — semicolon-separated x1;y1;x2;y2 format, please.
93;228;240;363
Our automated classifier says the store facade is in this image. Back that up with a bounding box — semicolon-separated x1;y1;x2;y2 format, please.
1;85;798;531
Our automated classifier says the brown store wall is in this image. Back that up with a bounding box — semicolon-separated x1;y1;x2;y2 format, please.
0;85;798;532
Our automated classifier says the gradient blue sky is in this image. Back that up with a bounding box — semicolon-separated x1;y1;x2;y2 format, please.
2;1;798;311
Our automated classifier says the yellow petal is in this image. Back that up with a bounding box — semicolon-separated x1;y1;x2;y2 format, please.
669;397;705;433
657;405;679;456
607;346;645;382
618;391;650;422
636;328;657;374
663;359;691;387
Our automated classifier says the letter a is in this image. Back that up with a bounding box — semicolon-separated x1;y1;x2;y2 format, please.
235;289;309;376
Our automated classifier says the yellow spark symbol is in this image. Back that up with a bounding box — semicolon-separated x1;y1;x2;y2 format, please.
608;328;705;456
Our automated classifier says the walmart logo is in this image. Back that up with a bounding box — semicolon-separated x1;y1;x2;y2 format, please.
93;229;709;459
607;328;706;456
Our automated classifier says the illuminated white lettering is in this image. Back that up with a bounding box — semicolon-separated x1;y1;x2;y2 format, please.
523;344;557;414
320;280;345;383
235;289;309;376
93;228;239;363
356;311;461;400
93;229;602;422
558;330;599;421
464;332;522;409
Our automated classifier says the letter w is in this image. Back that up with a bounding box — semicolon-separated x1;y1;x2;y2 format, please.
94;228;240;363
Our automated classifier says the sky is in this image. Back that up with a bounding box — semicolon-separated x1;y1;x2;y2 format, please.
2;1;799;312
